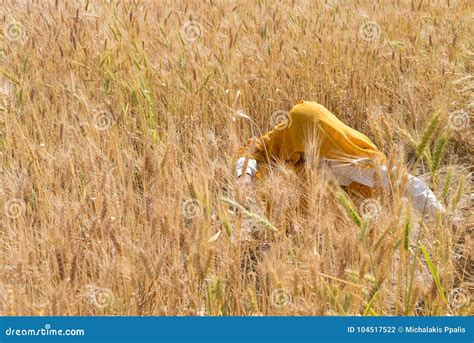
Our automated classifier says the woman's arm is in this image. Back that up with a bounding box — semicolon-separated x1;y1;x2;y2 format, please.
402;172;445;216
235;157;258;185
327;160;445;217
236;157;258;178
234;128;283;184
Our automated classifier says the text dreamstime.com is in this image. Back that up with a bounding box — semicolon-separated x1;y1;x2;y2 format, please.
4;324;85;337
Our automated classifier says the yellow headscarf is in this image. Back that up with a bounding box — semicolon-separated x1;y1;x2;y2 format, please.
235;100;386;177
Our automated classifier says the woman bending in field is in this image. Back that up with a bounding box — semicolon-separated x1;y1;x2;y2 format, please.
234;100;444;217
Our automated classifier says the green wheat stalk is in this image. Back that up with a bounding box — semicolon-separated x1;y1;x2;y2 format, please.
450;175;465;212
403;213;411;251
430;133;449;175
415;110;442;161
335;190;363;228
419;242;448;307
219;197;278;233
441;166;453;202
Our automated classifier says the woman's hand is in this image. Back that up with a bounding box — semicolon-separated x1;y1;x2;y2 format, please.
236;174;253;186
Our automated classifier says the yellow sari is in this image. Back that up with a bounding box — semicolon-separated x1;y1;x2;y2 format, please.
235;100;386;196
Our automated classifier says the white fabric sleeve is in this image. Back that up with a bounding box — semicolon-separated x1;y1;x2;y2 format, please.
403;173;445;216
326;159;445;216
325;159;377;187
236;157;257;177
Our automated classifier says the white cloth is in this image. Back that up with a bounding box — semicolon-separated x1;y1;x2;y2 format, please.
235;157;445;216
324;159;445;216
236;157;258;177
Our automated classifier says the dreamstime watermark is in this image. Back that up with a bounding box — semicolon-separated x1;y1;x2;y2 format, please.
448;288;470;309
181;198;204;219
447;110;470;131
85;286;114;309
270;110;292;130
93;110;115;131
4;198;26;219
4;20;26;42
270;288;292;309
359;199;382;220
5;323;85;337
180;21;203;43
359;21;381;42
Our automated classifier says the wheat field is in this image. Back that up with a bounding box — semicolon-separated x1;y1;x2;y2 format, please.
0;0;472;316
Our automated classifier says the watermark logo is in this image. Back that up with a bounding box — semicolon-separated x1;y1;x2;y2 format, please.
270;288;292;308
448;288;470;309
4;20;26;42
4;198;26;219
87;287;114;309
181;198;204;219
4;323;85;336
270;110;292;130
447;110;470;131
359;21;381;42
359;199;382;220
93;110;115;131
180;21;203;43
